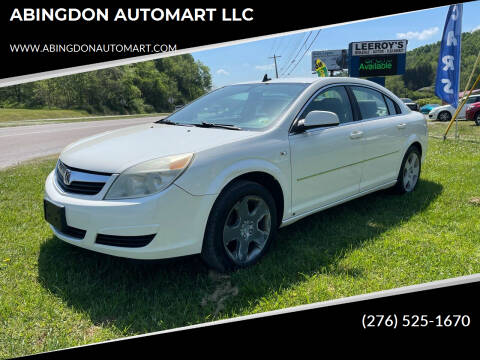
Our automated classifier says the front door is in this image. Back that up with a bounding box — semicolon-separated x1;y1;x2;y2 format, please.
289;86;364;216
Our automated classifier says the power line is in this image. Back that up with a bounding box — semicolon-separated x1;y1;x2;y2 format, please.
287;30;321;76
280;32;312;76
279;33;305;73
280;31;312;76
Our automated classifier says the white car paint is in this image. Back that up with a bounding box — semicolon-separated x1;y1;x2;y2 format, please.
429;94;480;120
44;77;427;260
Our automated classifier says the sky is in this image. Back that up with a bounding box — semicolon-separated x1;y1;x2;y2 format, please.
192;2;480;88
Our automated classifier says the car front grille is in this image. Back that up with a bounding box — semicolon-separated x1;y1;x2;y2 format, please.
95;233;156;248
56;160;111;196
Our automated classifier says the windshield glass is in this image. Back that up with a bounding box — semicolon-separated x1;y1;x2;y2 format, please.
401;98;413;103
165;83;308;130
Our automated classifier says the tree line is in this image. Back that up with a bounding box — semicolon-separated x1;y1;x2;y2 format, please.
0;54;212;114
386;30;480;100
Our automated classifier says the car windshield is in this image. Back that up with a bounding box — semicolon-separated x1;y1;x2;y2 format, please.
164;83;308;130
401;98;413;103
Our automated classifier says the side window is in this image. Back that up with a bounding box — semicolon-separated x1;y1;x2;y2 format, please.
351;86;389;120
384;95;399;115
300;86;353;124
466;95;480;104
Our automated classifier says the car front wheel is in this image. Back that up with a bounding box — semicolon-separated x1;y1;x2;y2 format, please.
475;113;480;126
393;146;421;194
201;180;278;272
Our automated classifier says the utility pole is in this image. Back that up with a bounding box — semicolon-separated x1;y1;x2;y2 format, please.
269;54;281;78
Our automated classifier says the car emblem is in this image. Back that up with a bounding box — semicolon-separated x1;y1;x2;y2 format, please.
64;169;72;185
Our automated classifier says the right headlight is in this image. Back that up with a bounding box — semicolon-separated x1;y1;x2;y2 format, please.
104;153;194;200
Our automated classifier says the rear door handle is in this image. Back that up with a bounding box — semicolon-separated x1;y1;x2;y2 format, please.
397;123;407;129
350;130;363;139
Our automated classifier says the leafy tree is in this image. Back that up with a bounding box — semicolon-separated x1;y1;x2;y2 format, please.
0;55;212;114
385;30;480;98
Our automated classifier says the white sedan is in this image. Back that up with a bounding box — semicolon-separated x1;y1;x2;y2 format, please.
428;94;480;121
44;77;427;271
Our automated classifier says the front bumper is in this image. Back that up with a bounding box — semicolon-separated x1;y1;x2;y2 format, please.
44;170;216;259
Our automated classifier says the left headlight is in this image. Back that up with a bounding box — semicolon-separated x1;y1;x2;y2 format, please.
104;153;194;200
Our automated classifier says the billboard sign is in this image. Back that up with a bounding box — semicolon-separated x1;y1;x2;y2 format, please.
348;40;407;78
311;49;348;72
351;40;407;56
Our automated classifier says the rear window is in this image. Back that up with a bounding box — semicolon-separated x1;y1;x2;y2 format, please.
384;96;401;115
351;86;389;119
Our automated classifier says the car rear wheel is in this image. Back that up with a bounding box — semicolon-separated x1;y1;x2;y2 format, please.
438;111;452;122
393;146;421;194
475;113;480;126
201;180;277;272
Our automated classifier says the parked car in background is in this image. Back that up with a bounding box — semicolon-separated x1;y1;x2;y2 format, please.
420;103;440;115
466;102;480;125
429;94;480;121
44;77;427;272
400;98;419;111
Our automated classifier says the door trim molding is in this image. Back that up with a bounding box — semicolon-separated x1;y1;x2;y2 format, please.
296;150;399;182
281;179;397;227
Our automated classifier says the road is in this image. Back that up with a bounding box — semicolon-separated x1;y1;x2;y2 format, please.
0;116;163;169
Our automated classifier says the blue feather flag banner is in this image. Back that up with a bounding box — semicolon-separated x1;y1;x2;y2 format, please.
435;4;463;109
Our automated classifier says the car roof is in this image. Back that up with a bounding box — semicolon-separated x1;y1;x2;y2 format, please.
234;77;318;85
232;76;389;88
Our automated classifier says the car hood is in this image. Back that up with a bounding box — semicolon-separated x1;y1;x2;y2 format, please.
431;104;454;113
60;123;260;173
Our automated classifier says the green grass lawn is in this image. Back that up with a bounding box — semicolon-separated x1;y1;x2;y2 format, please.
0;108;168;128
428;119;480;142
0;108;90;122
1;138;480;358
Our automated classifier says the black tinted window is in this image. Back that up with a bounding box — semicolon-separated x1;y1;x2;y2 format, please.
300;86;353;124
384;96;399;115
351;86;388;119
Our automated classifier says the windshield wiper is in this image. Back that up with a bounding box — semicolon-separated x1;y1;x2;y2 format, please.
156;119;194;127
155;118;178;125
194;122;242;130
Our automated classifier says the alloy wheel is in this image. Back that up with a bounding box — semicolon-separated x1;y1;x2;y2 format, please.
403;152;420;192
222;195;271;265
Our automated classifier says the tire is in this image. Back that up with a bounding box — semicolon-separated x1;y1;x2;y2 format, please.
201;180;278;272
393;146;422;194
438;111;452;122
475;113;480;126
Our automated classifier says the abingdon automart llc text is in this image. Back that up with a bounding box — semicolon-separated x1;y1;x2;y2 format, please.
9;8;254;22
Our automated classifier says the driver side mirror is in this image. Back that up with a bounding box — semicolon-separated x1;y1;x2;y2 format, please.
296;111;340;132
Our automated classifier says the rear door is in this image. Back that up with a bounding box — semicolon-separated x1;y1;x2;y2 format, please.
349;85;407;191
289;85;364;215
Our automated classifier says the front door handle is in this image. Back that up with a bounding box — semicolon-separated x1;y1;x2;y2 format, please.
350;130;363;139
397;123;407;129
